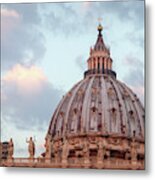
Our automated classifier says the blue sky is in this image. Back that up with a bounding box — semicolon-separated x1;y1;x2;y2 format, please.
1;0;144;157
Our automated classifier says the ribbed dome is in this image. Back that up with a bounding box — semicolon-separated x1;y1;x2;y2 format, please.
44;24;144;169
47;74;144;140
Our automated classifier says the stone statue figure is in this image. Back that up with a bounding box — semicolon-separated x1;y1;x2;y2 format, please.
26;137;35;159
45;138;51;159
8;138;14;159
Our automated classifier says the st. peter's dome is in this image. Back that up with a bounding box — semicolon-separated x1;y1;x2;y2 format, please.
44;24;145;169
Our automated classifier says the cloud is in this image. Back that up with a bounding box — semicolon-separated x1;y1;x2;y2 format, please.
2;64;47;95
123;56;144;104
1;7;21;39
1;7;20;18
41;1;144;36
41;3;79;36
1;64;64;131
75;55;86;71
1;4;46;71
1;118;46;157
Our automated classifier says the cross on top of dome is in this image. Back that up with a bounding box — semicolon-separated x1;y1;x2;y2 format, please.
97;18;103;34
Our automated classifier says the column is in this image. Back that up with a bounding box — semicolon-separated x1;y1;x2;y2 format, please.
62;138;68;167
88;60;90;70
100;57;102;73
88;60;91;70
107;58;110;70
110;59;112;69
105;58;107;70
45;138;52;163
83;138;90;168
102;58;104;72
95;57;98;70
97;138;103;168
91;58;93;70
93;58;95;70
109;59;111;70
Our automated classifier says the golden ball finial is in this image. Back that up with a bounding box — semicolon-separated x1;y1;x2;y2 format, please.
98;24;103;31
97;17;103;32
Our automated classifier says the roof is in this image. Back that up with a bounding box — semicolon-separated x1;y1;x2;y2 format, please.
47;74;144;141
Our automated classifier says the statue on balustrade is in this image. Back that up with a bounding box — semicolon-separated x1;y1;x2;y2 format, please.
45;137;52;159
8;138;14;159
26;137;35;159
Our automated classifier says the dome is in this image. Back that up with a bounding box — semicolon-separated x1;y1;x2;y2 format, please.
47;74;144;140
44;24;145;169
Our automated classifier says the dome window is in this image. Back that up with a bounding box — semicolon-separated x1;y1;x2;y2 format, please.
91;106;97;112
129;110;134;117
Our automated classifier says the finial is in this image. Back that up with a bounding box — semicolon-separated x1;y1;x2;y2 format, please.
97;17;103;34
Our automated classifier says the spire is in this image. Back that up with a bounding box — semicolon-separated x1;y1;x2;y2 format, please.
84;22;116;79
94;23;107;51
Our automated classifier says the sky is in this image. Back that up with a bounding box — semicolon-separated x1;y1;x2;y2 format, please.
1;0;144;157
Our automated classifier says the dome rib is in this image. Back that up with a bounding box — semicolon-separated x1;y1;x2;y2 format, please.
101;76;110;133
110;77;128;136
48;80;83;137
81;76;95;133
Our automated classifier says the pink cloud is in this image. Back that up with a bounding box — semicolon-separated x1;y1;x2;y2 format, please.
1;7;20;18
83;2;91;9
2;64;48;96
1;7;21;41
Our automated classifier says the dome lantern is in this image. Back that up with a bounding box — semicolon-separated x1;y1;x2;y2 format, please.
85;23;116;78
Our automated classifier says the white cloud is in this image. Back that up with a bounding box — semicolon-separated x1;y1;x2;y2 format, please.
1;4;46;70
2;64;47;95
1;64;64;130
123;56;144;104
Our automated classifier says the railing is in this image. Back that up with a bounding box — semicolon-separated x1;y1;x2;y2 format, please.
1;158;144;169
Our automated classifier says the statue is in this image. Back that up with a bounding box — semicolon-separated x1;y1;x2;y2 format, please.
26;137;35;159
45;138;51;159
8;138;14;159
